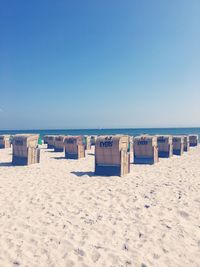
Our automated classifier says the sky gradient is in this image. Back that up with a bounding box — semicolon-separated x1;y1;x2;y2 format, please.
0;0;200;130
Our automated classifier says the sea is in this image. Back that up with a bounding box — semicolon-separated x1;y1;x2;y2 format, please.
0;128;200;139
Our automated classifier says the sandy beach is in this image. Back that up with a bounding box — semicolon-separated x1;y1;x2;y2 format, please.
0;145;200;267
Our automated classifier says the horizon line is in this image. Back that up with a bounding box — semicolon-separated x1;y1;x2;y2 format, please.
0;126;200;132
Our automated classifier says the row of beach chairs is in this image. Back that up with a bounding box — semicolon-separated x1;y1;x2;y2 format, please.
0;134;198;176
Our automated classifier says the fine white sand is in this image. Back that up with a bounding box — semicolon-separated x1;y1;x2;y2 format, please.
0;145;200;267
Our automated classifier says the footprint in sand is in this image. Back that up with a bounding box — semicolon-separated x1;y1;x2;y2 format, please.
91;250;101;263
74;248;85;257
179;211;189;219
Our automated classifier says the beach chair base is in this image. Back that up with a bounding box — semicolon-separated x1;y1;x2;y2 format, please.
12;156;28;166
158;151;172;158
47;145;54;149
189;143;198;147
134;157;156;165
95;164;121;176
173;149;183;156
65;152;79;159
12;149;40;166
54;148;64;152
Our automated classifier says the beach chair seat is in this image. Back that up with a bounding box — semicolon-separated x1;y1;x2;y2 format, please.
189;135;198;147
156;135;173;158
0;135;11;149
54;135;65;152
45;135;56;149
64;136;85;159
134;135;159;164
172;136;184;155
95;135;130;176
12;134;40;165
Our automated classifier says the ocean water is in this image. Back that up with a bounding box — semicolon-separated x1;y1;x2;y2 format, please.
0;128;200;139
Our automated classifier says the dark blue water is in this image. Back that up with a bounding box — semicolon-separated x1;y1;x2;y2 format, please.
0;128;200;139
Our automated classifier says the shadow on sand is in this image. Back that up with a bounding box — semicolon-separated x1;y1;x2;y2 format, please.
52;157;66;160
71;171;95;177
87;153;95;156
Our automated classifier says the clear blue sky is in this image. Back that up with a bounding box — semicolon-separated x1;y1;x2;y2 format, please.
0;0;200;130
